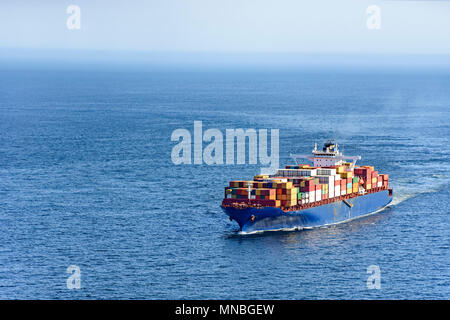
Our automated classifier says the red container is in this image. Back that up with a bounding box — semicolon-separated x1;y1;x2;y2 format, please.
301;185;315;192
335;180;341;186
354;167;373;179
222;198;279;207
355;168;369;175
222;198;244;205
260;199;279;206
372;171;378;178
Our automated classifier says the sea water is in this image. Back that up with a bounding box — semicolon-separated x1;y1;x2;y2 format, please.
0;68;449;299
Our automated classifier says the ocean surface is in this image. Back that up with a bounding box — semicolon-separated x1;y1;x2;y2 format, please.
0;67;449;299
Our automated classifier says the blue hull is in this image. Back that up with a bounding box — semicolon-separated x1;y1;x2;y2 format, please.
222;190;393;233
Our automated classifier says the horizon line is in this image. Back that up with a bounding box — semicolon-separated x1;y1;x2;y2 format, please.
1;47;450;56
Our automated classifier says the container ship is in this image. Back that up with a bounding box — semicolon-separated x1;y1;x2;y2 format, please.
221;141;393;233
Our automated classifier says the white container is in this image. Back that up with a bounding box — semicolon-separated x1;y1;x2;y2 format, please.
315;175;335;185
270;177;288;182
315;190;321;201
341;189;346;196
377;181;382;187
335;185;341;196
328;183;335;198
316;168;337;176
309;191;315;202
274;169;317;177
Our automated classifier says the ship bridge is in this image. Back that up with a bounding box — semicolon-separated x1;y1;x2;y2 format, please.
290;140;361;168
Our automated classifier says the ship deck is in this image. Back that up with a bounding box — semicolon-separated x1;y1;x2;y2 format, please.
221;186;392;212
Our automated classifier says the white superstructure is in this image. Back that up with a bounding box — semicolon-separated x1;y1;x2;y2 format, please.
290;140;361;169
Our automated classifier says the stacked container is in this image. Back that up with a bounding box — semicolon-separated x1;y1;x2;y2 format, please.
225;163;389;209
380;174;389;188
352;176;359;193
225;188;276;200
275;168;317;177
285;164;311;169
354;166;373;190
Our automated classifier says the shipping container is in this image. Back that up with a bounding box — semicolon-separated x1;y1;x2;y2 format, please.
274;169;317;177
335;166;345;174
316;192;321;202
222;198;281;207
340;171;354;179
315;175;335;185
316;168;337;176
328;184;335;198
300;185;315;192
335;185;341;196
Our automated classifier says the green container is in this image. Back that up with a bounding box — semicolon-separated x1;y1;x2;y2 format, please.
352;177;359;183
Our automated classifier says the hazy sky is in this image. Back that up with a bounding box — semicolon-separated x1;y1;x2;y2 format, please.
0;0;449;54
